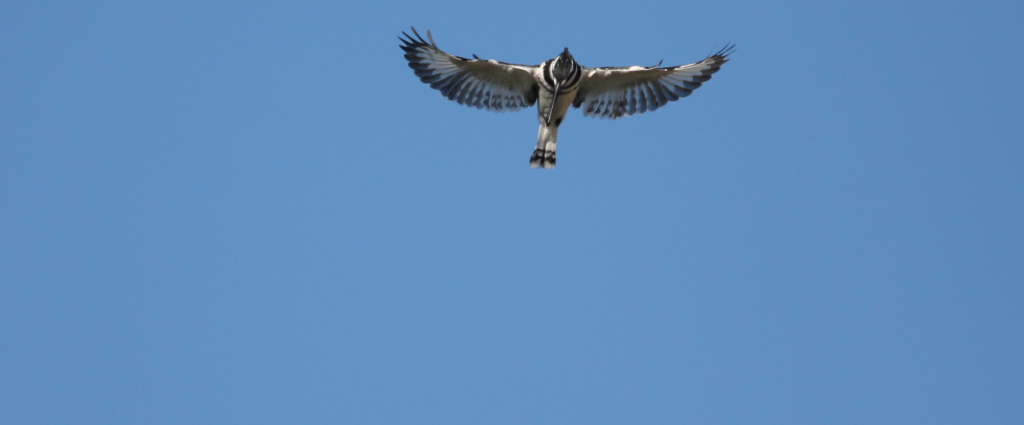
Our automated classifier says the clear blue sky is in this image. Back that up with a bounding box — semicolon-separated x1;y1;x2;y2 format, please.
2;1;1022;424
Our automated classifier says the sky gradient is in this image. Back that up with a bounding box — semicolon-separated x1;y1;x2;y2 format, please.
2;1;1022;424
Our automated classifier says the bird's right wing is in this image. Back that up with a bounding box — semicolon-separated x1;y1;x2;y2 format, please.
574;45;734;119
399;28;539;112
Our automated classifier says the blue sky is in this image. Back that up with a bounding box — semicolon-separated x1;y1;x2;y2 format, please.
2;1;1022;424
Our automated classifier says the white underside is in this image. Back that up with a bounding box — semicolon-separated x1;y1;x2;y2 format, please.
534;88;577;148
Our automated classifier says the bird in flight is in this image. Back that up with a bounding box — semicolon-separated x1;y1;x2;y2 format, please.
399;27;734;169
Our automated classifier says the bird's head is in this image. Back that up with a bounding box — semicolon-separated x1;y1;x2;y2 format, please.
551;48;578;82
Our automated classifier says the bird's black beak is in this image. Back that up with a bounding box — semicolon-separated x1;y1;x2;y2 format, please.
546;81;562;126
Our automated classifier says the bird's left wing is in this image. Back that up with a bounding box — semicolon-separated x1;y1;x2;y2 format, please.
399;28;539;112
574;45;734;119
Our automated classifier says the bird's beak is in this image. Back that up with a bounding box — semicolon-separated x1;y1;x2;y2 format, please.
546;82;562;126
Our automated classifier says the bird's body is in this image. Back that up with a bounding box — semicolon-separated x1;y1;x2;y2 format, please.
530;50;582;167
399;28;733;168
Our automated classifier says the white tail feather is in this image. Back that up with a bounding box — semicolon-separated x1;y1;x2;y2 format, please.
529;124;558;169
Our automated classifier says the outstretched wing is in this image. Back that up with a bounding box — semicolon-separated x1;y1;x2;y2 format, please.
399;28;539;112
573;45;734;119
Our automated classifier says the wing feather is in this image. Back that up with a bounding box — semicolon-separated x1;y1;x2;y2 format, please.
399;28;539;113
574;45;735;119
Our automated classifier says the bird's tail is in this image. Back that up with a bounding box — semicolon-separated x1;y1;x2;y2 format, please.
530;124;558;169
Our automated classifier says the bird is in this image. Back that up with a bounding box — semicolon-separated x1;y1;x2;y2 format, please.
398;27;734;169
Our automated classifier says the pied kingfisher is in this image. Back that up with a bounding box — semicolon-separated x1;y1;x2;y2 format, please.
399;27;734;169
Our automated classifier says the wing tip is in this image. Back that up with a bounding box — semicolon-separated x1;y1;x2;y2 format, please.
399;26;433;49
709;43;737;61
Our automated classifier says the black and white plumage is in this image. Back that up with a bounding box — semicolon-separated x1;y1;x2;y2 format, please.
399;27;734;168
